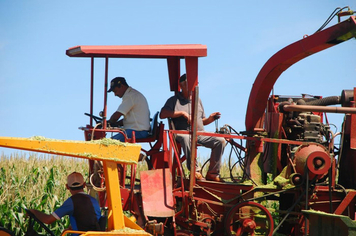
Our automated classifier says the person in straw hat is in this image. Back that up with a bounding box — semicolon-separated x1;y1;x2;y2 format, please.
28;172;101;232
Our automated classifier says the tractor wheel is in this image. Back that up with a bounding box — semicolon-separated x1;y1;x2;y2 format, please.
224;201;274;236
0;227;15;236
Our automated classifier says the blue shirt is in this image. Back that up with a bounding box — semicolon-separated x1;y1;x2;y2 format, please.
52;192;101;231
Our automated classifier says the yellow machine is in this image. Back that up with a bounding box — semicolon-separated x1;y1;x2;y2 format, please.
0;137;151;236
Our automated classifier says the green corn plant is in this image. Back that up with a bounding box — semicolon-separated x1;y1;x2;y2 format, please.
0;153;87;235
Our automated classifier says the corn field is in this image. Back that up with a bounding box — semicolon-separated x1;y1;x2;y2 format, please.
0;153;88;236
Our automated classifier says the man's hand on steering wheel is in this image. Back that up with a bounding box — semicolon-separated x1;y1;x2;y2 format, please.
107;120;121;128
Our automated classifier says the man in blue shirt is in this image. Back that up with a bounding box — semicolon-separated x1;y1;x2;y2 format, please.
28;172;101;231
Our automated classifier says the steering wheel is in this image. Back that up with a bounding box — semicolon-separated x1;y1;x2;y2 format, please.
84;113;103;124
25;209;55;236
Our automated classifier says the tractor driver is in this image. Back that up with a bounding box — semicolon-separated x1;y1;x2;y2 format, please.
27;172;102;232
107;77;151;141
160;74;226;182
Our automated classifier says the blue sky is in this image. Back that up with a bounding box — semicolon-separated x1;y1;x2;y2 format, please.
1;1;355;158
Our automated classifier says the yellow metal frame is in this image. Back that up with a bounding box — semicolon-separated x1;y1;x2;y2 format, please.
61;214;149;236
0;136;151;235
0;137;140;163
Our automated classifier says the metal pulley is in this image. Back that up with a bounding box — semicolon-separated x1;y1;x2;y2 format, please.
293;144;331;180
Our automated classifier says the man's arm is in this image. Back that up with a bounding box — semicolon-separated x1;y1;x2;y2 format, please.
160;108;190;122
28;209;57;225
109;111;124;126
202;112;221;126
160;96;191;122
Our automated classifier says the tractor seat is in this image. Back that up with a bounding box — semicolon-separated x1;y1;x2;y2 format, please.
136;111;159;143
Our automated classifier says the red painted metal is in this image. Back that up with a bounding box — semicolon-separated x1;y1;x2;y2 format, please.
334;191;356;216
294;144;331;179
237;219;256;235
103;57;109;129
189;87;199;196
224;201;274;236
351;87;356;149
67;44;207;124
245;16;356;131
64;10;356;235
140;169;174;217
306;150;331;178
66;44;207;58
338;113;356;189
185;57;199;93
90;57;94;127
167;57;180;93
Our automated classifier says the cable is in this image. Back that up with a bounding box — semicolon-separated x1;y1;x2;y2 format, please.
315;7;350;33
222;124;255;183
91;123;102;141
89;172;106;192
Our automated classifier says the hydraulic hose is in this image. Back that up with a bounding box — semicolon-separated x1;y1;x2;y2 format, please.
297;96;341;106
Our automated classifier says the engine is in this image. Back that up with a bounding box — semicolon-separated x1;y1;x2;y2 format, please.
285;111;330;144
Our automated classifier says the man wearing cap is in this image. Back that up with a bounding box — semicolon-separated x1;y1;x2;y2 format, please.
160;74;226;182
28;172;101;232
107;77;150;141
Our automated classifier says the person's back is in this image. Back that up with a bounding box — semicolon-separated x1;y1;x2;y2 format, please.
56;192;101;231
27;172;102;234
120;87;150;131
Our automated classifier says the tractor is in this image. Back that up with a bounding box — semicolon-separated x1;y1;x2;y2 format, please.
1;6;356;236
